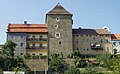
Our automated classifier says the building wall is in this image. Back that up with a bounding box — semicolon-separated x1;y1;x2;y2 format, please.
46;15;73;57
73;34;112;55
7;33;26;57
112;40;120;54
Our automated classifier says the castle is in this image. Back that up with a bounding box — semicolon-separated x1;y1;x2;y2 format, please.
7;3;113;58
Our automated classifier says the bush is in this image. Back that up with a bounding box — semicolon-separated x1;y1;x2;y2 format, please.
40;55;47;59
65;66;80;74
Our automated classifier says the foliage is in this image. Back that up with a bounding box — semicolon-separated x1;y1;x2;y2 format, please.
64;66;80;74
1;40;17;58
49;53;65;73
67;50;81;59
112;55;120;74
24;54;47;59
96;54;113;70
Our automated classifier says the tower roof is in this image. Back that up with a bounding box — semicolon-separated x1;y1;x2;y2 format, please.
47;3;72;15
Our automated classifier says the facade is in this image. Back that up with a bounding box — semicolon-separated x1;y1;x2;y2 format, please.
111;34;120;54
7;22;48;57
73;28;112;55
7;3;113;57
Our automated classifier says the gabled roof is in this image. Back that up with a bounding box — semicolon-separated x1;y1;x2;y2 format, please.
111;34;120;40
7;24;47;33
72;28;111;35
47;3;72;15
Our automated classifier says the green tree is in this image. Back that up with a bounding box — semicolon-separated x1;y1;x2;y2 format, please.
2;40;17;58
112;55;120;74
64;66;80;74
49;53;65;73
96;54;113;70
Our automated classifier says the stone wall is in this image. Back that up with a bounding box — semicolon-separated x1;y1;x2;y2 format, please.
24;59;48;71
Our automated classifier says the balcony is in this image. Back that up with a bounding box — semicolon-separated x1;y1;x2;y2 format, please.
26;46;47;50
91;44;103;50
26;38;47;42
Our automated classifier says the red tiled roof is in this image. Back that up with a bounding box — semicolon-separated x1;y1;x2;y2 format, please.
8;24;47;33
111;34;120;40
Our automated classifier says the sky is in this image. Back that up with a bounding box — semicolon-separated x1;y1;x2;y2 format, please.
0;0;120;44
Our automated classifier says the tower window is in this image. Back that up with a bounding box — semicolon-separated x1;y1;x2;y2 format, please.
54;24;58;28
55;32;60;38
56;17;60;21
59;41;61;44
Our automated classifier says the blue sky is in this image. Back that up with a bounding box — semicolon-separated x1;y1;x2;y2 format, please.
0;0;120;44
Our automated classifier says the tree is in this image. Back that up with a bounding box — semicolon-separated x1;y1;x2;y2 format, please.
64;66;80;74
2;40;17;58
49;53;65;73
112;55;120;74
96;54;113;70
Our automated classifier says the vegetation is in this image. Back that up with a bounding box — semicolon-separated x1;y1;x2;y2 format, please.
24;54;47;59
64;66;80;74
0;40;25;72
49;53;65;73
1;40;17;59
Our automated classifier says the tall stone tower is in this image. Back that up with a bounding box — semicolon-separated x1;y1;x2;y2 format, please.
46;3;73;58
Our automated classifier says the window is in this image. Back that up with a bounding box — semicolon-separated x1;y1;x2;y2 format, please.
54;24;58;28
113;42;116;45
20;53;23;55
87;49;89;51
76;41;78;43
33;36;35;38
12;36;15;39
55;32;60;38
56;17;60;21
119;42;120;45
32;54;35;55
93;37;95;41
101;40;103;43
21;36;24;39
59;41;61;44
77;48;79;50
40;54;42;55
20;43;24;47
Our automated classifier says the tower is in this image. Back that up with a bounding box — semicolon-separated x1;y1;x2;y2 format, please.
46;3;73;58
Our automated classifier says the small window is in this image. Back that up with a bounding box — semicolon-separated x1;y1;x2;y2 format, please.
76;41;78;43
56;17;60;21
12;36;15;39
32;54;35;55
113;42;116;45
40;54;42;55
21;36;24;39
20;53;23;55
87;49;89;51
54;24;58;28
20;43;23;47
59;41;61;44
33;36;35;38
77;48;79;50
93;37;96;41
55;32;60;38
101;40;103;43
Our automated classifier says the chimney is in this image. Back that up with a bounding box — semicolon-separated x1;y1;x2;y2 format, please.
24;21;27;24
